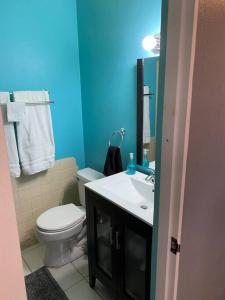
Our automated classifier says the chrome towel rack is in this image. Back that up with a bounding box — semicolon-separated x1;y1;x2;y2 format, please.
109;128;126;148
0;101;53;106
8;92;54;105
0;91;54;105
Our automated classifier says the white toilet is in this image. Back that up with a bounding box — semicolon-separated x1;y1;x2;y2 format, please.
36;168;104;267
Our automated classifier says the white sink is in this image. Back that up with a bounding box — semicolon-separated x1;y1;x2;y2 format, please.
103;174;154;207
85;171;154;225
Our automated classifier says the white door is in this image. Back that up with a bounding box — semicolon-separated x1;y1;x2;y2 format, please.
176;1;225;299
155;0;199;299
156;0;225;299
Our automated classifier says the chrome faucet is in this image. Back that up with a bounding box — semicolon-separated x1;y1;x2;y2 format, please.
145;168;155;184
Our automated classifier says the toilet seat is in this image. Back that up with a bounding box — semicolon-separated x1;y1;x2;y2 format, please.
37;204;85;233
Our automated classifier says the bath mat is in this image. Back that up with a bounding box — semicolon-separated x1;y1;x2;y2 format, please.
25;267;69;300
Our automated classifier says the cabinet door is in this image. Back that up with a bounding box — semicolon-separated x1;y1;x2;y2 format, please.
119;214;152;300
86;189;152;300
86;190;118;292
95;206;113;277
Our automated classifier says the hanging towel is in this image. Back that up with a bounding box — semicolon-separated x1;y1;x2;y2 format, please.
7;102;25;122
143;85;151;144
13;91;55;175
103;146;123;176
0;92;21;177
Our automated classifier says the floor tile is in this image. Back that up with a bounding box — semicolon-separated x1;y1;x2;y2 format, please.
96;280;115;300
72;255;89;277
71;246;84;261
22;243;44;272
22;244;114;300
48;263;83;291
65;280;102;300
22;259;31;276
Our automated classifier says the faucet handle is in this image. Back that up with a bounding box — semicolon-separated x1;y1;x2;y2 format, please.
145;174;155;184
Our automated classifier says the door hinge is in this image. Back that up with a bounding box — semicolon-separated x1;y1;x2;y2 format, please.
170;237;181;255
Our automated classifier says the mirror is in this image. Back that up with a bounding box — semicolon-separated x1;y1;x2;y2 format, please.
136;57;160;167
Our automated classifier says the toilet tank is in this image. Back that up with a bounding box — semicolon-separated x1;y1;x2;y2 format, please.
76;168;105;206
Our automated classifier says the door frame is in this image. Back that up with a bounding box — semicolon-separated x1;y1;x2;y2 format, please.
153;0;199;299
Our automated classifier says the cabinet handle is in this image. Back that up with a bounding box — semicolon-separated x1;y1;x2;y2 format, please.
110;227;113;246
115;231;120;250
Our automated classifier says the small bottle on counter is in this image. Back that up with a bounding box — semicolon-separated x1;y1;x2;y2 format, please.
127;153;136;175
142;148;149;168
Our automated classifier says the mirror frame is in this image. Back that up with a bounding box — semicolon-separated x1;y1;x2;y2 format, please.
136;57;159;165
136;58;144;165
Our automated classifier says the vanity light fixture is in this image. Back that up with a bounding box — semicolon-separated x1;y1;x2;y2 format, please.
142;33;160;55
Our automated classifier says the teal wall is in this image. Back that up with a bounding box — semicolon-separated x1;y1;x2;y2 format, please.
0;0;85;167
76;0;162;172
0;0;161;172
144;56;160;137
0;2;164;299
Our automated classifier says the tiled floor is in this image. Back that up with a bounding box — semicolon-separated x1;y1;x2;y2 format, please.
22;243;114;300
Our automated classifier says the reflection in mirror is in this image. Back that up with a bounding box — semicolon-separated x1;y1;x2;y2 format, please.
137;56;159;168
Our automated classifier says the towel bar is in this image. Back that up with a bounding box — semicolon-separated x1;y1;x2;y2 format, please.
7;91;54;104
0;101;54;105
109;128;126;148
0;91;54;105
24;101;54;105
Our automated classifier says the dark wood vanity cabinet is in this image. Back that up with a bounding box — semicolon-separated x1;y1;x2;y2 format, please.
85;189;153;300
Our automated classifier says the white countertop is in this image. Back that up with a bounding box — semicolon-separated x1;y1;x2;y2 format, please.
85;171;154;226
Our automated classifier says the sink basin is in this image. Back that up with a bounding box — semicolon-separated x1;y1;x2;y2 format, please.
103;174;154;207
85;171;155;225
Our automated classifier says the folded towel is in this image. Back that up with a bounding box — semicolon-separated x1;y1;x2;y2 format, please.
13;91;55;175
103;146;123;176
0;92;20;177
7;102;25;122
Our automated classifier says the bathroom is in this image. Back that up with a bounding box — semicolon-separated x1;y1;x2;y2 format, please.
0;0;162;299
3;1;225;299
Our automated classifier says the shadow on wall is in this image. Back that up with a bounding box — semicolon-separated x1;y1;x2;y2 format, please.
11;157;80;249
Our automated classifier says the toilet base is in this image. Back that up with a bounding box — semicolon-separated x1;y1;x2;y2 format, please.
36;210;87;267
43;240;84;267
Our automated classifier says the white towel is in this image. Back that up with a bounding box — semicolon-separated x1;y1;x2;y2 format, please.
7;102;25;122
14;91;55;175
143;86;151;144
0;92;21;177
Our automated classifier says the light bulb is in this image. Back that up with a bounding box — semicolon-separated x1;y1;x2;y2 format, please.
142;35;157;52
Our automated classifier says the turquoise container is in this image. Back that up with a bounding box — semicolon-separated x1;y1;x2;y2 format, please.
127;153;136;175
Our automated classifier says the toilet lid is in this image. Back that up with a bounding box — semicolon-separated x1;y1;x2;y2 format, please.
36;204;85;232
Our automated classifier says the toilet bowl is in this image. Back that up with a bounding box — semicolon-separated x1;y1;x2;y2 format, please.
36;168;104;267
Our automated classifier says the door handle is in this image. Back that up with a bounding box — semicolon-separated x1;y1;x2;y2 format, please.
115;231;120;250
